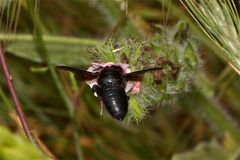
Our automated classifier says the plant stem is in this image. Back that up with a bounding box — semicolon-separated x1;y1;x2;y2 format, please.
25;1;84;159
180;87;240;142
0;33;101;46
0;43;35;144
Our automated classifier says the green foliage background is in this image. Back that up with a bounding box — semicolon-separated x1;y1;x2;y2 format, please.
0;0;240;159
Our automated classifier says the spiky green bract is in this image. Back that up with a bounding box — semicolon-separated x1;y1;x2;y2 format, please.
180;0;240;75
91;23;198;123
144;22;199;106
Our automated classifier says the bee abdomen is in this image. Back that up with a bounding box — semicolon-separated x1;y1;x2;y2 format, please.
102;87;128;121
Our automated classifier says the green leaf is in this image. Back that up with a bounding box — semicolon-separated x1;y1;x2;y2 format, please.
0;125;47;160
1;34;102;66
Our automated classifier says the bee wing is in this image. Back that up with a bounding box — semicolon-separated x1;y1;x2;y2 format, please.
123;67;164;81
56;65;99;81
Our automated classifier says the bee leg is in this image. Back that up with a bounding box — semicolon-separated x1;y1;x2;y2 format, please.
92;85;102;97
92;85;104;116
100;101;104;116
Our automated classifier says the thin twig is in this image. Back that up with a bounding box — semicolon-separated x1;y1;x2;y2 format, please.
0;43;56;160
0;43;34;144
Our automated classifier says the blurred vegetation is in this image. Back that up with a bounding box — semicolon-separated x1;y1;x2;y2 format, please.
0;125;48;160
0;0;240;160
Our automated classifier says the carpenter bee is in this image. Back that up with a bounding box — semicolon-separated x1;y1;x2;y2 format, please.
57;63;165;121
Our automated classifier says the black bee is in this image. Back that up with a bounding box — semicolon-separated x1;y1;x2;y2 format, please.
57;65;164;121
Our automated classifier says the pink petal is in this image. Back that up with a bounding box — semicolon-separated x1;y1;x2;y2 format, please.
131;81;141;94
